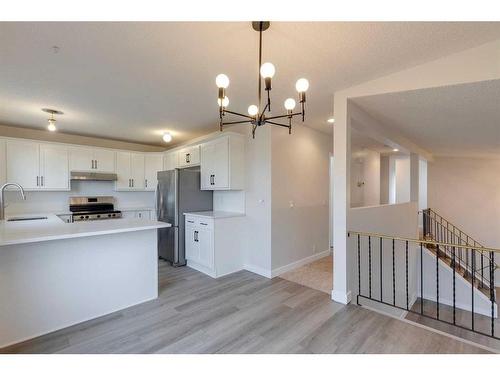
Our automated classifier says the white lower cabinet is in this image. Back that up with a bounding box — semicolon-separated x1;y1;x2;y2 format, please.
121;209;153;220
184;213;244;278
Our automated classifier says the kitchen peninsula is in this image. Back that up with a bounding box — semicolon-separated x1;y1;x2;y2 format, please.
0;214;169;348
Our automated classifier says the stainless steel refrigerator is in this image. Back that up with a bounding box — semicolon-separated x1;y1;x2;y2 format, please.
156;167;213;266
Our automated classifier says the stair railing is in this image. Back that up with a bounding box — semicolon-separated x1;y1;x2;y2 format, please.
421;208;497;290
350;230;498;340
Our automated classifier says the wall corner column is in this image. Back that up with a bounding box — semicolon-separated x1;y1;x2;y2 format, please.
332;94;352;304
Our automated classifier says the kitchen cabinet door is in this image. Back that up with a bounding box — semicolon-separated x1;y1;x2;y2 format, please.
130;153;145;189
120;210;136;219
178;145;200;168
144;154;163;191
115;152;132;190
163;151;178;171
6;140;40;189
94;149;115;172
200;142;215;189
197;226;214;268
39;144;69;190
135;210;150;220
212;137;229;189
69;147;94;171
185;224;199;262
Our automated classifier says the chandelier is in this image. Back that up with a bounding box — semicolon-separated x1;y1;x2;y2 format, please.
216;21;309;138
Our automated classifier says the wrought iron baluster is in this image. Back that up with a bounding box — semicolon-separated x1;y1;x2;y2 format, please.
406;240;409;311
490;251;495;337
357;234;361;304
368;236;372;299
392;238;396;306
452;246;456;325
471;248;475;331
436;243;440;320
380;237;383;302
420;242;424;315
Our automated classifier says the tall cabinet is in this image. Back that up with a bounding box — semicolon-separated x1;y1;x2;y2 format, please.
115;151;145;190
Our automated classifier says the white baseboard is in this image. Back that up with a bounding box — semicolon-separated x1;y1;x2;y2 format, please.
332;289;352;305
243;263;272;278
270;249;331;278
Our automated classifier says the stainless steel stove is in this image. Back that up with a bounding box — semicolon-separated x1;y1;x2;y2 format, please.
69;196;122;222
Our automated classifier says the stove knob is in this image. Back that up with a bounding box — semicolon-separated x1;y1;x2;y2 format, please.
96;215;100;218
85;215;89;219
108;214;112;217
112;213;116;217
80;216;84;219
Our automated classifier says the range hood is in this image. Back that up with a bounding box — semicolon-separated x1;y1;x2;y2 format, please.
70;171;118;181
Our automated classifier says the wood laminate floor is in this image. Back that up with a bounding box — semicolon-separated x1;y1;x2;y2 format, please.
0;261;490;354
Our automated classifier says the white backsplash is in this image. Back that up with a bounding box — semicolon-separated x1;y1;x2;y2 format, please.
213;190;245;213
4;180;155;215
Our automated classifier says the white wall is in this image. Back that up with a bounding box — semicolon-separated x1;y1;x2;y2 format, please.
394;156;410;203
271;125;332;273
418;159;428;211
428;157;500;248
350;148;381;208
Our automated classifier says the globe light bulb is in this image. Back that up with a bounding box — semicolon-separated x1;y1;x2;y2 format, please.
215;74;230;89
260;62;275;79
163;132;172;143
247;105;259;116
284;98;296;111
295;78;309;92
217;96;229;108
47;119;56;132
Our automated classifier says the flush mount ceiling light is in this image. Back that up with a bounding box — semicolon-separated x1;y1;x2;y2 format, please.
327;118;335;123
162;132;172;143
392;148;399;152
216;21;309;138
42;108;63;132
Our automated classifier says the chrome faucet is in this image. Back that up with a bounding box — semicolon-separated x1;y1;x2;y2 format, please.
0;183;26;220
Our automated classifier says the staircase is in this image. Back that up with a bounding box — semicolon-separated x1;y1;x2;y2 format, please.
421;208;498;299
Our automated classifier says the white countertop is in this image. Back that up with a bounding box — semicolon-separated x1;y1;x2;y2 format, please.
0;214;170;246
184;211;245;219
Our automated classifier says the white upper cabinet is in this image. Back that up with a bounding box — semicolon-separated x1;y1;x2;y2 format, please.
69;147;115;172
144;153;163;191
130;153;145;190
6;140;69;190
178;145;200;168
93;149;115;172
200;135;244;190
163;151;178;171
39;144;69;190
115;151;145;191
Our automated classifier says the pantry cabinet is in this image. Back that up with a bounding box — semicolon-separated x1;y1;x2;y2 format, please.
200;134;244;190
144;153;163;191
115;151;145;190
6;140;69;191
69;147;115;172
178;145;200;168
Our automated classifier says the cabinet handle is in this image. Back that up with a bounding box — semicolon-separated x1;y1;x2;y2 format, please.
95;160;98;169
187;220;194;223
186;153;190;163
194;230;198;242
91;160;95;169
41;176;44;186
36;176;39;186
213;174;215;186
145;179;148;188
128;179;131;188
200;222;208;226
132;179;134;187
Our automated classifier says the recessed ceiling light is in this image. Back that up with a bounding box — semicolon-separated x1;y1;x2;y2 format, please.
163;132;172;143
393;148;399;152
327;118;335;123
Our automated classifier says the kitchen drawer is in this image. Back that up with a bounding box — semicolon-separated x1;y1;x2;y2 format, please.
185;215;214;229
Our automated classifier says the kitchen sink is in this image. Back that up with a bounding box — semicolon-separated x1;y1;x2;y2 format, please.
7;216;48;222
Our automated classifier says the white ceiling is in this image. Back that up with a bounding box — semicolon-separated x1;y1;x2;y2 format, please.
1;22;500;147
352;79;500;158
